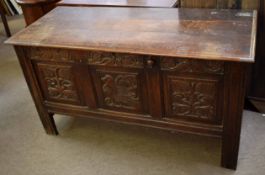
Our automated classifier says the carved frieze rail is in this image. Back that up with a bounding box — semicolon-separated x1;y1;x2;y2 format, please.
160;58;224;74
28;47;144;68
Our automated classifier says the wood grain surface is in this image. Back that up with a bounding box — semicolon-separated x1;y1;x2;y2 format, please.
57;0;179;8
6;7;257;62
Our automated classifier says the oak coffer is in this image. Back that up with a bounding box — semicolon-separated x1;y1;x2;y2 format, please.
6;7;257;170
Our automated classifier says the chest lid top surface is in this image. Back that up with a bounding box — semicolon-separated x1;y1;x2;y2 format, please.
6;7;257;62
57;0;179;8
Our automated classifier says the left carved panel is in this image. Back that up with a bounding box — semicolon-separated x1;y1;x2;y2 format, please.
34;63;81;105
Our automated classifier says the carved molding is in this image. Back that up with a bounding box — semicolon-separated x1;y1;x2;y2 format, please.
88;52;144;68
29;47;73;62
169;77;217;121
99;72;140;110
161;58;224;74
28;47;143;68
38;64;80;103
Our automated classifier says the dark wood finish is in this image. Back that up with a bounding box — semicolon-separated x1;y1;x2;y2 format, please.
16;0;59;26
0;2;11;37
57;0;179;8
180;0;260;9
222;62;249;169
180;0;265;112
6;7;257;170
14;46;58;135
250;99;265;113
6;7;256;62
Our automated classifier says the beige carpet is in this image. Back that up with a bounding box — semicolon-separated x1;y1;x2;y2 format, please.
1;15;265;175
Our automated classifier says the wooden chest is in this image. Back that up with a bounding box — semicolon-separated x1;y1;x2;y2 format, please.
6;7;257;170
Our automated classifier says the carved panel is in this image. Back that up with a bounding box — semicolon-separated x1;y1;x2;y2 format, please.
166;76;219;122
36;63;80;104
161;58;224;74
28;47;143;68
96;71;142;111
29;47;73;62
87;52;144;68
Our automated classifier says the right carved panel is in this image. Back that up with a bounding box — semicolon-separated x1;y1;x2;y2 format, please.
167;76;218;121
162;58;224;124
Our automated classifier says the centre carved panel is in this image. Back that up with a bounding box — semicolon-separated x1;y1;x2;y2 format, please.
98;71;141;111
167;76;218;122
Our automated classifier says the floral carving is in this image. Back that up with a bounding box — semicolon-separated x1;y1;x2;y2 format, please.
161;58;224;74
29;47;71;61
170;77;217;121
28;48;144;68
38;64;79;103
100;72;140;110
88;52;144;68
